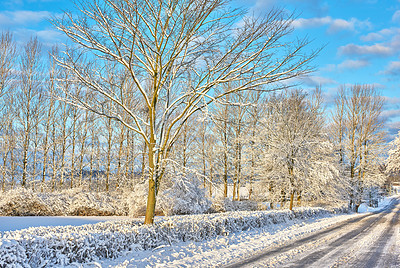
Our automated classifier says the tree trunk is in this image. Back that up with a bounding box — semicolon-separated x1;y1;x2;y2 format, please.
297;191;302;206
144;133;157;224
289;190;295;210
232;181;236;201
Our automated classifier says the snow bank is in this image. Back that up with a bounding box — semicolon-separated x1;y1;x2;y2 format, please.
357;196;395;213
0;206;347;267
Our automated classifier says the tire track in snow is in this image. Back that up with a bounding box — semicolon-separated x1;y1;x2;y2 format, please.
225;197;399;268
342;200;400;268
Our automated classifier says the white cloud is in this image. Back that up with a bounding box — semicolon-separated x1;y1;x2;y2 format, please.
361;28;400;42
361;32;385;42
292;16;370;34
292;17;332;29
338;43;393;57
392;10;400;23
384;96;400;105
300;75;337;87
382;61;400;76
0;10;51;27
337;59;369;70
253;0;329;16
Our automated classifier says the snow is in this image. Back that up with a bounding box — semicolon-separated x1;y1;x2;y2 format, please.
357;195;395;213
0;216;129;232
100;196;396;267
0;205;347;267
0;196;395;267
99;213;358;268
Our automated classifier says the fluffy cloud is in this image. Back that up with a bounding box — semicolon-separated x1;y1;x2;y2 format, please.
292;17;331;28
292;16;371;34
361;28;400;42
0;10;51;27
337;59;369;70
382;61;400;76
300;75;337;87
338;43;393;57
253;0;329;16
392;10;400;23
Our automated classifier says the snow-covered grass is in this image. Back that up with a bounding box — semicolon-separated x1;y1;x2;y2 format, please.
0;206;348;267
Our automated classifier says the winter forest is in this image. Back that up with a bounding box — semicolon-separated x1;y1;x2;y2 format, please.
0;0;399;226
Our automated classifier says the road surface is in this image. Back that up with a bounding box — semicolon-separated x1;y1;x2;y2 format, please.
226;197;400;268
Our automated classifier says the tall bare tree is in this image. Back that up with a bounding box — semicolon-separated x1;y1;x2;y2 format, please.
331;84;386;210
15;37;45;188
0;31;16;98
0;31;16;191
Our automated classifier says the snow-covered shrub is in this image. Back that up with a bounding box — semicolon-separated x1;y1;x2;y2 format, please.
0;188;129;216
0;188;53;216
158;175;211;216
66;189;122;216
0;239;27;267
121;182;148;217
212;197;259;212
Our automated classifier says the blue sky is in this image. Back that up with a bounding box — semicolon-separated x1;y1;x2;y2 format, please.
1;0;399;137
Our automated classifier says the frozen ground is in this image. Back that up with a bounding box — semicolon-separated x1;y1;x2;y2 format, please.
0;216;130;232
99;196;399;267
0;196;397;267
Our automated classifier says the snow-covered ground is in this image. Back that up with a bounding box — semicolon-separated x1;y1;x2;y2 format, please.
100;196;398;267
99;212;359;267
357;196;393;213
0;196;396;267
0;216;130;232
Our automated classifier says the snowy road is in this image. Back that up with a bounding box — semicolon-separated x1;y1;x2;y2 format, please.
226;197;400;268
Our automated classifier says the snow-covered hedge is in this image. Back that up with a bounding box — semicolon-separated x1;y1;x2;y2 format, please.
212;197;259;212
0;188;136;216
0;206;347;267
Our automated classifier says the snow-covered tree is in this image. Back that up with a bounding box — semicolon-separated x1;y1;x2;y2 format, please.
53;0;318;223
331;85;386;210
259;89;343;210
386;130;400;174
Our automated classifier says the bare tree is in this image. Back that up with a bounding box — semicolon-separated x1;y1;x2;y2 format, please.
386;130;400;174
212;93;233;199
15;37;45;188
53;0;317;223
0;32;16;191
332;85;386;210
243;91;265;200
0;31;16;98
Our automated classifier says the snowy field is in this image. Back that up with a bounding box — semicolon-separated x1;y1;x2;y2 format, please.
0;216;130;232
0;197;395;267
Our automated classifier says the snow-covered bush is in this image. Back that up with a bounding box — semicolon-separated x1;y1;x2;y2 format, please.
0;239;27;267
0;188;130;216
159;175;211;216
0;188;54;216
212;197;259;212
120;182;148;217
67;189;121;216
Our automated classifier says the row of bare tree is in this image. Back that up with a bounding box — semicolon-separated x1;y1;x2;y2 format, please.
0;31;387;215
0;34;146;192
0;0;389;224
